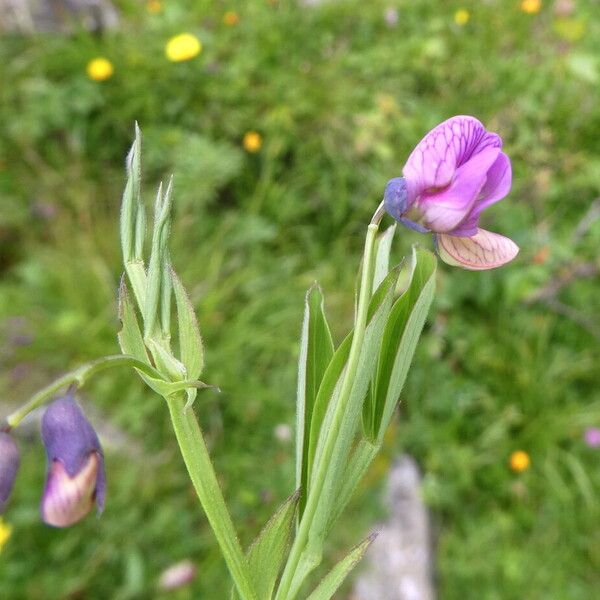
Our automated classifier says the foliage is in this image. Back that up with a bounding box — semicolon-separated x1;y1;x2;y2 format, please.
1;0;600;598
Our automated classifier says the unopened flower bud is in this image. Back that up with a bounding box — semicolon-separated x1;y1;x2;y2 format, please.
0;432;20;513
40;396;106;527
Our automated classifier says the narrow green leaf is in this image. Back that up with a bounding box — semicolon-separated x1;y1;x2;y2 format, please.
372;223;396;294
118;277;149;364
120;124;142;265
118;278;182;397
327;439;378;532
146;338;186;382
371;247;436;444
305;333;352;490
309;267;399;483
232;491;300;600
296;285;335;518
305;534;376;600
172;269;205;407
307;267;399;546
144;181;164;337
145;178;174;338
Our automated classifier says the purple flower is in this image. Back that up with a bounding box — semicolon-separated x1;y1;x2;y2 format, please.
0;432;20;513
584;427;600;449
384;115;519;270
40;396;106;528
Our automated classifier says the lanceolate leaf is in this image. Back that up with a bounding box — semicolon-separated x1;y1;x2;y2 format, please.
372;223;396;294
118;279;182;397
231;492;300;600
172;270;205;381
305;333;352;491
118;277;149;364
327;439;378;533
371;247;436;444
145;179;174;338
305;534;376;600
307;267;399;549
296;285;335;518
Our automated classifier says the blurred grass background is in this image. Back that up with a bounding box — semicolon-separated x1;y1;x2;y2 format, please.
1;0;600;598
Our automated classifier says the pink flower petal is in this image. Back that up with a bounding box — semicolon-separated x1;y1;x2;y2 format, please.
417;146;500;232
451;152;512;236
41;454;99;528
403;116;502;200
436;229;519;270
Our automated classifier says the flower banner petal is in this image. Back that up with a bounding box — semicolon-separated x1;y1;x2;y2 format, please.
403;116;501;199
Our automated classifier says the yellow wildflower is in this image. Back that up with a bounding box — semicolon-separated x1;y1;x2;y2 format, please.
454;9;470;26
509;450;531;473
521;0;542;14
377;94;396;114
243;131;262;153
147;0;162;13
165;33;202;63
0;518;12;553
86;58;114;82
223;11;239;26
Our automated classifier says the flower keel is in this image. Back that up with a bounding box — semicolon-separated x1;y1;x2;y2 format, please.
40;396;105;527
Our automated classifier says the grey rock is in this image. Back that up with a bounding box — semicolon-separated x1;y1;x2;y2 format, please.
0;0;118;33
353;456;435;600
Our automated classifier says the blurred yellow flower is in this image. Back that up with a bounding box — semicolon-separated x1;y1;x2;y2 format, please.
243;131;262;153
0;518;12;553
223;11;239;26
521;0;542;13
86;57;114;82
147;0;162;13
509;450;531;473
454;9;470;26
165;33;202;62
377;93;397;114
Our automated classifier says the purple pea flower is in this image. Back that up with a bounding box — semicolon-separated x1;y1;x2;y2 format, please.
384;115;519;270
0;432;20;513
40;396;106;528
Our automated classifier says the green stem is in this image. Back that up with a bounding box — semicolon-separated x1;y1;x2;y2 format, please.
167;397;257;600
4;355;164;429
276;215;382;600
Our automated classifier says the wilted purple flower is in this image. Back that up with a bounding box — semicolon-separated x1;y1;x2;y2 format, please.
40;396;106;528
0;432;20;513
158;559;197;591
384;115;519;270
584;427;600;448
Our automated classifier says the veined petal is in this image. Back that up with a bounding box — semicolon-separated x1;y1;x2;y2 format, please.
403;116;502;199
436;229;519;270
480;152;512;206
451;152;512;236
417;146;500;233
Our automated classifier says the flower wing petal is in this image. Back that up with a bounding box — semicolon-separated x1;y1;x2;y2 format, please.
451;152;512;236
417;146;500;232
436;229;519;270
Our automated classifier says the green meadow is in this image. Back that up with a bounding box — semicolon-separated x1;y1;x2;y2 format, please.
1;1;599;598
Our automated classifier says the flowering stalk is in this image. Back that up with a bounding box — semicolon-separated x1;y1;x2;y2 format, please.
167;395;257;600
117;126;257;600
275;207;383;600
3;355;167;430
